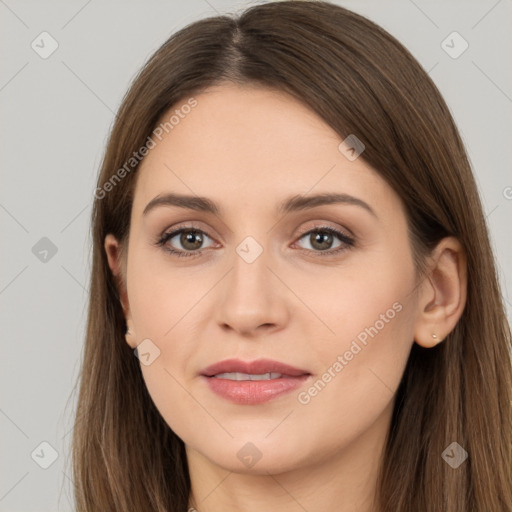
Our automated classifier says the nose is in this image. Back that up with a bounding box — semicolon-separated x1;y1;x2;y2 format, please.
214;241;290;337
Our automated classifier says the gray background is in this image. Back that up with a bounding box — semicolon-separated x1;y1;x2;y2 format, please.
1;0;511;510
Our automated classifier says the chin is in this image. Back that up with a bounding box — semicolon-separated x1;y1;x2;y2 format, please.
190;435;312;475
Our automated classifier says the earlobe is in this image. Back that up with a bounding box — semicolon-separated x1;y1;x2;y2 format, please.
414;237;467;348
124;320;137;349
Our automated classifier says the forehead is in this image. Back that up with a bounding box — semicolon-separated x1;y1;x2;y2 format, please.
132;83;395;219
144;83;341;170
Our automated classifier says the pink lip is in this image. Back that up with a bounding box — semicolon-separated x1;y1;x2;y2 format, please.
200;358;310;377
200;358;311;405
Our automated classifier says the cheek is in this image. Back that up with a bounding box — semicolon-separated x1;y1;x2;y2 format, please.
126;250;218;439
127;244;210;339
128;266;204;439
291;279;415;454
293;247;416;412
137;362;207;455
297;246;415;357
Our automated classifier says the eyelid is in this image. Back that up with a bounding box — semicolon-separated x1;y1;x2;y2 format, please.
294;221;354;239
159;220;220;241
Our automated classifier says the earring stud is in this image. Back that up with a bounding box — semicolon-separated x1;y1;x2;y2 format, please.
432;333;438;339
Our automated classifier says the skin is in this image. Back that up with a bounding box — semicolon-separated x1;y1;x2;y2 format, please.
105;83;467;512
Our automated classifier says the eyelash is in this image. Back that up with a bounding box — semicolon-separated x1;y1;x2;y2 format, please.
155;224;355;259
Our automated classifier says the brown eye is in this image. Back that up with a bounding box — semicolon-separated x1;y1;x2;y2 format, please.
179;230;204;251
296;227;354;254
157;228;215;257
308;231;335;251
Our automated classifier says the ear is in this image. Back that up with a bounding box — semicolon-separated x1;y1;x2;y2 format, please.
104;234;137;348
413;236;467;348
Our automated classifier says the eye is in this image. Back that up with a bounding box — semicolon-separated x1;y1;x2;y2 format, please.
293;226;354;255
156;228;215;258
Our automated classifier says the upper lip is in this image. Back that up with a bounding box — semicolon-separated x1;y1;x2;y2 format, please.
200;358;310;377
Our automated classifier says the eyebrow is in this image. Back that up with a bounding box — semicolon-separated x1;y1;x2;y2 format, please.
142;192;377;218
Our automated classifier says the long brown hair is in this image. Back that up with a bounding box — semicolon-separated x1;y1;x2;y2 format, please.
70;1;512;510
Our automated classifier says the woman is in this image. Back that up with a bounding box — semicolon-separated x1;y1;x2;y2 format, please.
71;1;512;510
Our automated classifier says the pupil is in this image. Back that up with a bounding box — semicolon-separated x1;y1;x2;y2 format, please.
312;232;332;250
182;230;202;250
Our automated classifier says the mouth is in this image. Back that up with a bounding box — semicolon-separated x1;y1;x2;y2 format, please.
200;358;311;404
201;358;310;378
209;371;289;381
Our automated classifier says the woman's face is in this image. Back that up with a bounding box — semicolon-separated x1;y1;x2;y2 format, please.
109;83;421;474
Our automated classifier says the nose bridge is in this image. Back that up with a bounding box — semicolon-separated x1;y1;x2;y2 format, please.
215;233;287;334
230;233;273;307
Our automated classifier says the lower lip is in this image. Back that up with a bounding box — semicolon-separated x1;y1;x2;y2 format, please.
202;375;310;404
